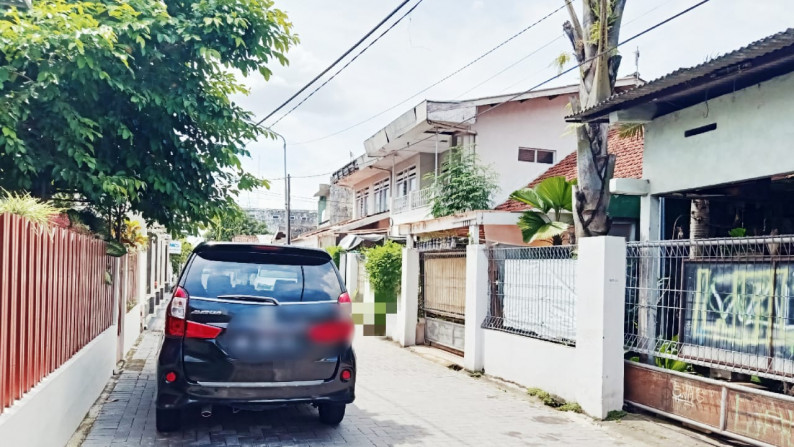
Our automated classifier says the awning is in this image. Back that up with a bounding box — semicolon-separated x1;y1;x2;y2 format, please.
338;233;385;251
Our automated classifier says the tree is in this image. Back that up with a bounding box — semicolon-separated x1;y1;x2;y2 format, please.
0;0;297;235
510;176;576;245
428;147;498;218
204;205;269;241
561;0;627;238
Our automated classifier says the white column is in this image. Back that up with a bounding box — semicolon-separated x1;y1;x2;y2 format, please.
397;248;419;347
639;194;661;242
575;236;626;419
463;244;488;371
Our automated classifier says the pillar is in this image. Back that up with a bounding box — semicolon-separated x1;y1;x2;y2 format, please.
463;244;488;372
397;248;419;347
575;236;626;419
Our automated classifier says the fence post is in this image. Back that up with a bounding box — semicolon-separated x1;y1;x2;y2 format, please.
575;236;626;419
463;244;488;371
396;248;419;347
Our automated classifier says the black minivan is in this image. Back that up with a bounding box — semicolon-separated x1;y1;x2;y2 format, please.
155;243;355;432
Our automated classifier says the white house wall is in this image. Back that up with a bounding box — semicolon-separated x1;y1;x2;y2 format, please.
473;95;576;202
644;70;794;195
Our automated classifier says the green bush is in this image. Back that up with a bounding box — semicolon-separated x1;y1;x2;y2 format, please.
325;246;346;268
0;190;61;226
363;241;403;297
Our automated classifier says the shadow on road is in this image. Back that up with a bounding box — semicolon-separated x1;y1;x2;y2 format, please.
156;403;430;445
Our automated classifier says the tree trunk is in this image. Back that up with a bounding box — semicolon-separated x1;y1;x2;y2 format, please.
563;0;627;239
689;199;710;258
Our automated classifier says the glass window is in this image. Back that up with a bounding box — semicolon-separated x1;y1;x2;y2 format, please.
355;188;369;217
183;253;342;303
373;179;390;213
536;149;555;164
395;166;417;197
518;148;555;164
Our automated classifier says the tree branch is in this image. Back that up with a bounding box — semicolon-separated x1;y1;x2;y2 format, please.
563;1;585;62
607;0;627;51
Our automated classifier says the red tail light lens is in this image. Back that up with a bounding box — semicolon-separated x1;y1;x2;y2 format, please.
185;321;223;339
165;286;223;339
340;369;352;382
165;372;177;383
338;292;351;304
165;287;188;337
309;321;354;344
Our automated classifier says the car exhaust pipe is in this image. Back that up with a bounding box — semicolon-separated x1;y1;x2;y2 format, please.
201;405;212;418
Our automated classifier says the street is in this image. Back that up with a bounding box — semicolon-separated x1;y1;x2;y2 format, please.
74;317;722;447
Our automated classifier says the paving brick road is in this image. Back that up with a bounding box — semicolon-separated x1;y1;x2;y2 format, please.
76;322;721;447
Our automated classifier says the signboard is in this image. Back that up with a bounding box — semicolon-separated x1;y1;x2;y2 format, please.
167;241;182;254
682;261;794;373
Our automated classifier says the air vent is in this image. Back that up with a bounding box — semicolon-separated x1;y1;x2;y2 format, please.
684;123;717;138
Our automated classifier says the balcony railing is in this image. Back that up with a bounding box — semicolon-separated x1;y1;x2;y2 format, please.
393;187;435;214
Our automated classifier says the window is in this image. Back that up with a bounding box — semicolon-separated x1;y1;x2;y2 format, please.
373;179;390;213
272;214;280;219
395;166;417;197
355;188;369;217
518;148;556;164
290;216;296;220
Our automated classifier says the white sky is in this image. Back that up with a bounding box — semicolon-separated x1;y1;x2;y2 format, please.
233;0;793;212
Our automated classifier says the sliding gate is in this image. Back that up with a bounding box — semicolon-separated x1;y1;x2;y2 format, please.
419;250;466;353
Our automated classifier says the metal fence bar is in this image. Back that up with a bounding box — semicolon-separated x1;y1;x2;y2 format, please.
625;236;794;383
0;213;117;415
483;245;578;346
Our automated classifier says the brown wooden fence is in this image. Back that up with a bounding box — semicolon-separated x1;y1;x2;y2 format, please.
0;213;115;415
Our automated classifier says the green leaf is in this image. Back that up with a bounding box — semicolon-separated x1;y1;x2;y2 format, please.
517;212;569;243
535;176;574;212
510;188;548;212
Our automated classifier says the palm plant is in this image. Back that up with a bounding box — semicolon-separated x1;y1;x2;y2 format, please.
510;176;576;245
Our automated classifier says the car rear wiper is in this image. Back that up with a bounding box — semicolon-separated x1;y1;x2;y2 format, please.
216;295;280;305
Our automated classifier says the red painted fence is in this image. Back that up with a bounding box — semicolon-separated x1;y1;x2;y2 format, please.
0;213;115;415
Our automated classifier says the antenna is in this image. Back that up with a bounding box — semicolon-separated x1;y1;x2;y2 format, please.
634;46;641;80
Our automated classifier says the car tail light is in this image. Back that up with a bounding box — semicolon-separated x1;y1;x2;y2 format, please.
165;286;222;339
165;371;177;383
340;369;352;382
308;321;354;344
165;287;188;337
338;292;351;304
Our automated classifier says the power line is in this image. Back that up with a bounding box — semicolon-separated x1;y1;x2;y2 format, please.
292;2;569;145
265;0;426;128
254;0;413;127
467;0;713;124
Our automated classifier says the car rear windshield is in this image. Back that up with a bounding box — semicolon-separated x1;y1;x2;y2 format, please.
182;251;343;303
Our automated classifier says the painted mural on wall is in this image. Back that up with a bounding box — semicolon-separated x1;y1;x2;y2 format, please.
683;261;794;371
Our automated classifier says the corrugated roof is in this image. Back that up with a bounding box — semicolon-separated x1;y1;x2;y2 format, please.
495;129;643;212
568;28;794;122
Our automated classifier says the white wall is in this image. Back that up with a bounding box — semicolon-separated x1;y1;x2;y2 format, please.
474;96;576;202
483;330;579;402
0;328;116;447
644;70;794;194
123;305;142;356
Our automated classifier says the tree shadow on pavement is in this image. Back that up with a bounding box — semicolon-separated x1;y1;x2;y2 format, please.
155;403;430;446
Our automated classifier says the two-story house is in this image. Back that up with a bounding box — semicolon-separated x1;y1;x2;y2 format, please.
292;78;641;249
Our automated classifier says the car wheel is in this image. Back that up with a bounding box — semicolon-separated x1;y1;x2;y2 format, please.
318;403;346;426
156;408;181;432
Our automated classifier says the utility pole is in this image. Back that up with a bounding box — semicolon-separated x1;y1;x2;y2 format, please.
286;174;291;244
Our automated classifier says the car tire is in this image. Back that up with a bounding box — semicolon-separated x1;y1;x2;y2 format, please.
318;403;346;426
156;408;181;432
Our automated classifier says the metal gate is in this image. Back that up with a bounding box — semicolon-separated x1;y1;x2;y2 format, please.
420;250;466;353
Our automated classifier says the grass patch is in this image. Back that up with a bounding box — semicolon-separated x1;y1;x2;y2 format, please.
0;190;62;227
527;387;582;413
605;410;627;421
468;371;482;378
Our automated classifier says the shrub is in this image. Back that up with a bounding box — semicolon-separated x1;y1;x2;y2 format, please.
0;190;61;226
363;240;403;297
325;246;346;268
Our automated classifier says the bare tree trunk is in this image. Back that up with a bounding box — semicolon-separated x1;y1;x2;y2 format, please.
563;0;627;238
689;199;710;258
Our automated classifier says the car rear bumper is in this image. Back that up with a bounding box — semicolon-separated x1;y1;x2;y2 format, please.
156;339;356;410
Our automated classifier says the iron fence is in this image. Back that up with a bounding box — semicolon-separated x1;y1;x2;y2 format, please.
482;245;577;346
0;213;115;415
416;237;468;252
625;236;794;382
